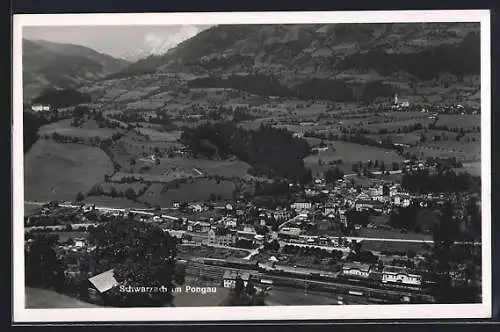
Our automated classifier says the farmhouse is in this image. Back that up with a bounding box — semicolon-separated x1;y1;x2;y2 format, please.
223;218;237;228
166;230;186;239
393;195;411;207
291;202;312;211
355;200;381;211
278;227;302;239
381;266;422;286
273;209;288;220
31;104;51;112
312;146;329;152
222;271;251;289
141;110;159;119
74;238;87;248
188;221;211;233
189;204;204;213
87;269;119;303
208;229;236;246
342;262;372;278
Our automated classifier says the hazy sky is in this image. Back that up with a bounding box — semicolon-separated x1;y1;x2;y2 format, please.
23;25;212;60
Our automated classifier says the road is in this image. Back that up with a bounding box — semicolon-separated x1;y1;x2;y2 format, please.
25;201;155;216
243;245;265;260
24;201;481;246
192;167;204;176
278;215;301;230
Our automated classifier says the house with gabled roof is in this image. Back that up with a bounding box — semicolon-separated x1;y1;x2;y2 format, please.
87;269;119;303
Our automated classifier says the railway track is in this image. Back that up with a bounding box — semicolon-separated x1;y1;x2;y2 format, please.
185;261;435;303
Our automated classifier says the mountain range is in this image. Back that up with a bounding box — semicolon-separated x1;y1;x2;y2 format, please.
23;23;481;105
22;39;130;101
120;24;476;73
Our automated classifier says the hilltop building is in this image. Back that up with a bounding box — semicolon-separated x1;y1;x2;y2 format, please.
31;104;51;112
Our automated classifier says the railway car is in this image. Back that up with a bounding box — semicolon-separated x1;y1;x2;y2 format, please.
225;258;259;270
201;257;259;271
201;258;227;267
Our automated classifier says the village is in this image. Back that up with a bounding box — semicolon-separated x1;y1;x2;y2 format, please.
24;159;481;306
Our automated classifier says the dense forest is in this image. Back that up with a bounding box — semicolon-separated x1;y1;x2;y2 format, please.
188;74;290;98
293;79;395;102
338;32;480;80
32;88;91;109
401;170;481;194
188;74;396;103
181;123;312;183
24;112;46;153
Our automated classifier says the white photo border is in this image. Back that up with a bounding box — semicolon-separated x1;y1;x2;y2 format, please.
12;9;492;322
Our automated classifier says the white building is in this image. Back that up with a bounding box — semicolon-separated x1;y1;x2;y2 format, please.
223;271;251;289
31;104;51;112
278;227;302;239
74;238;86;248
393;195;411;207
189;204;204;213
207;230;235;246
224;218;237;228
342;263;372;278
381;266;422;286
291;202;312;211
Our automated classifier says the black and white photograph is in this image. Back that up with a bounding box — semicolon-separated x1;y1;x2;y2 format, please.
12;10;491;322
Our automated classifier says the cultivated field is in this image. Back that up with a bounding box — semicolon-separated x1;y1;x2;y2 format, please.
83;196;148;209
457;161;481;176
134;128;182;142
140;178;237;206
304;140;403;176
30;231;89;243
405;141;480;161
114;86;160;102
110;170;198;183
24;140;113;202
95;181;149;193
39;119;123;140
361;240;431;255
358;228;433;241
435;114;481;129
143;157;251;178
126;100;165;109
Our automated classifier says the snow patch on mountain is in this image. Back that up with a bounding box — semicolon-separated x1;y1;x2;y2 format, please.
121;25;211;61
